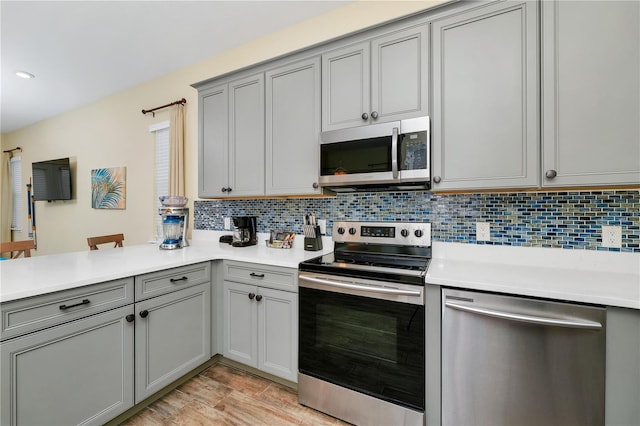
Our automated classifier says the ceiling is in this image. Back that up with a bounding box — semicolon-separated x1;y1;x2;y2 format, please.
0;0;352;134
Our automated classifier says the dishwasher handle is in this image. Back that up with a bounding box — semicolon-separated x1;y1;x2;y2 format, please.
444;300;603;330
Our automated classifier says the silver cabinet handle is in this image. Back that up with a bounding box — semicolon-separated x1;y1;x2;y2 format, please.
433;176;441;184
391;127;399;179
371;111;379;119
444;300;602;330
300;275;421;297
545;169;557;179
361;112;369;120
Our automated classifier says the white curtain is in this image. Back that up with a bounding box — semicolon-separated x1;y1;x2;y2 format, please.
169;103;185;196
1;152;13;252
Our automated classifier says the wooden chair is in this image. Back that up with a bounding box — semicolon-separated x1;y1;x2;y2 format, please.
0;240;36;259
87;233;124;250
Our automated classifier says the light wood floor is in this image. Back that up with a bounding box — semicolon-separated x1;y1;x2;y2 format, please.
120;362;351;425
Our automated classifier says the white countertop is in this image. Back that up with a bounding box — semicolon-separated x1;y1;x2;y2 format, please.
426;242;640;309
0;231;333;303
2;232;639;310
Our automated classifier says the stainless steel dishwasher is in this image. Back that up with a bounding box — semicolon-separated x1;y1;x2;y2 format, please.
442;288;606;426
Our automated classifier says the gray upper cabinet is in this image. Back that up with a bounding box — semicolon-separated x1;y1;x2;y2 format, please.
198;73;265;198
199;84;228;198
265;57;322;195
321;25;429;131
541;0;640;187
229;74;265;196
431;0;539;191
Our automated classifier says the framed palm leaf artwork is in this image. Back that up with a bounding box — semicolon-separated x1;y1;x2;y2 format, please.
91;167;126;209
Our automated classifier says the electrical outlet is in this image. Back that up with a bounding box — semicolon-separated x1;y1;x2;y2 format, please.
476;222;491;242
317;219;327;235
224;217;231;230
602;225;622;248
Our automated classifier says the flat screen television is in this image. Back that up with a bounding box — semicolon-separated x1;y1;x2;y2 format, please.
32;158;72;201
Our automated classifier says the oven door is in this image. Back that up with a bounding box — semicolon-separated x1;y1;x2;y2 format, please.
298;272;425;411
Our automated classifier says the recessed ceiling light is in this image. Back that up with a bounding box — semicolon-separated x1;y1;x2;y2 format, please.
16;71;35;79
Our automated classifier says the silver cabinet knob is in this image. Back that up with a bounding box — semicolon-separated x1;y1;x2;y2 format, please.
433;176;442;184
312;182;319;189
361;112;369;120
545;170;557;179
371;111;378;119
221;187;228;192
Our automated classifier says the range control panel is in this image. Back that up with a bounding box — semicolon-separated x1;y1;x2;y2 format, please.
333;221;431;246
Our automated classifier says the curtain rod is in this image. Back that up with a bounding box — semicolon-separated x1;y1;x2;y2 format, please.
142;98;186;117
3;147;22;153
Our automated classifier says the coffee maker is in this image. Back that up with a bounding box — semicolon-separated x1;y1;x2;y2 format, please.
232;216;257;247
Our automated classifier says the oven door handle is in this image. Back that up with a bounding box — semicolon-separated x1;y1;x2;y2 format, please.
299;274;422;297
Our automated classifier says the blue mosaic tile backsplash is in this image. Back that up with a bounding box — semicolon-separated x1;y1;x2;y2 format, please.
194;190;640;252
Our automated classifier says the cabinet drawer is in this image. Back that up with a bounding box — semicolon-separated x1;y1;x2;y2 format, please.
135;262;211;301
223;261;296;292
1;277;134;341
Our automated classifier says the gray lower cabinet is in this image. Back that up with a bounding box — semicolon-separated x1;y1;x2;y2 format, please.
321;24;429;131
1;304;135;426
222;268;298;382
541;0;640;187
605;307;640;426
265;57;322;195
198;73;264;198
431;0;539;190
134;282;211;401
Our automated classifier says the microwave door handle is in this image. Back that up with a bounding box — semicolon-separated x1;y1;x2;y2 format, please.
391;127;399;179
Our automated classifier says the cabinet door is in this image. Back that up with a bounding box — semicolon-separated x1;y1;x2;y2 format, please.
606;307;640;426
322;42;370;131
542;0;640;187
431;1;539;190
371;25;429;124
266;57;322;195
1;305;134;426
229;73;265;196
199;84;229;198
135;283;211;401
222;281;257;367
257;287;298;382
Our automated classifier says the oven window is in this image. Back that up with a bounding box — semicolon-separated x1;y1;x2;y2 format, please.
299;287;425;411
320;136;391;176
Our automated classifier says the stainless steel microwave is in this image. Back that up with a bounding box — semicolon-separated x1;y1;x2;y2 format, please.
319;116;430;192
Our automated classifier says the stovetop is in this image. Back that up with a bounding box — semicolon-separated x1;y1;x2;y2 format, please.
299;221;432;286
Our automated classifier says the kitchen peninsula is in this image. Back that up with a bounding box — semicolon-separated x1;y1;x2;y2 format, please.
0;232;333;426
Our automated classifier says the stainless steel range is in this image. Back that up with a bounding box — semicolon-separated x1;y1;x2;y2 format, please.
298;221;431;426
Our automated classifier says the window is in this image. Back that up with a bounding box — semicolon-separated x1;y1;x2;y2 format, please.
10;156;22;231
150;121;169;240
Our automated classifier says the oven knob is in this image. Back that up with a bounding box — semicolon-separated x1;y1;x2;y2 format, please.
401;229;409;238
349;227;357;235
414;229;424;238
337;227;345;235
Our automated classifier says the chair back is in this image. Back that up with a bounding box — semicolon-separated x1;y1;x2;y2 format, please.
87;233;125;250
0;240;36;259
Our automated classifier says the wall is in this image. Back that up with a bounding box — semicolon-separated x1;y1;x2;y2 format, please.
194;190;640;253
0;1;445;255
